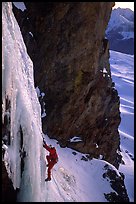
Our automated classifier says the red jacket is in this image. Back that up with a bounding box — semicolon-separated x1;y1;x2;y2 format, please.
43;143;58;162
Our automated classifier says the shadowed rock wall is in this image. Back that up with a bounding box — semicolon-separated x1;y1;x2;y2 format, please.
13;2;122;168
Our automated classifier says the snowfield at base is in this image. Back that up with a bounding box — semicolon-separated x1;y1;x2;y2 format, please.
110;50;134;202
2;2;134;202
42;135;120;202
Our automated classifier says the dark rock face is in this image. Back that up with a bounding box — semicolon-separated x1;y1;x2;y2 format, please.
103;164;129;202
2;96;17;202
13;2;122;168
2;161;17;202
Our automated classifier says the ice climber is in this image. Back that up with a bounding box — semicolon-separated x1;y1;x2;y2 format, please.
43;139;58;181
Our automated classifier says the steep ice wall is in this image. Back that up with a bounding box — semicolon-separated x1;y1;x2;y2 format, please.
2;2;45;201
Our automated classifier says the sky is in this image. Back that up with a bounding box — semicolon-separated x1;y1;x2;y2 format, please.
114;2;134;11
3;2;134;202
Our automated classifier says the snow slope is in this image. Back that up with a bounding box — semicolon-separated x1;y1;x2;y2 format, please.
109;50;134;202
42;135;121;202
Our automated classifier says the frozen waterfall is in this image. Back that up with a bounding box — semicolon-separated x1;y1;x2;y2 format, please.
2;2;46;202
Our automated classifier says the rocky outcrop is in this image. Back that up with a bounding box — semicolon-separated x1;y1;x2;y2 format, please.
103;164;129;202
12;2;122;168
2;161;17;202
